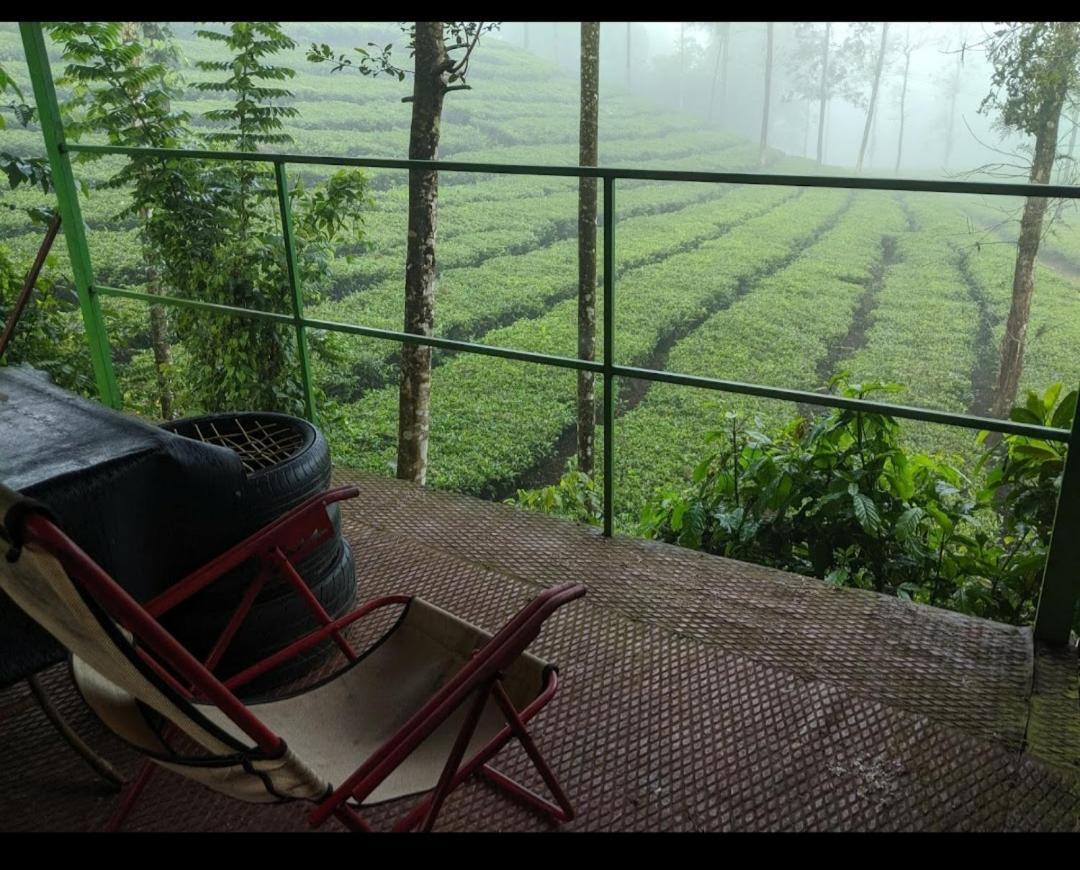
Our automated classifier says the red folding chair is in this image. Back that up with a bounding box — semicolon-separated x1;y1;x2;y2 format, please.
0;483;585;832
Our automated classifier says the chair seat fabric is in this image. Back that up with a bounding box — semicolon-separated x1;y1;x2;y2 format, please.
195;597;552;805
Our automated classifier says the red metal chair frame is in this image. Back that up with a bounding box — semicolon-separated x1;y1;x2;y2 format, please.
14;486;585;833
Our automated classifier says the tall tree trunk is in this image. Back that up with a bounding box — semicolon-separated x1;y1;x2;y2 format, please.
1056;112;1078;183
626;22;631;88
894;43;912;175
803;100;811;157
720;22;731;119
816;22;831;165
943;48;961;169
991;90;1068;418
868;111;878;168
759;22;774;166
139;214;173;421
678;22;685;110
577;22;600;476
397;22;447;484
707;22;728;125
822;100;831;162
856;22;889;173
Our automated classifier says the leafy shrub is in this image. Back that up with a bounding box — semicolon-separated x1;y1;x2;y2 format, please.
511;461;604;526
637;375;1076;631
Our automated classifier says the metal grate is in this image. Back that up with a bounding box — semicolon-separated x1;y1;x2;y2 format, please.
2;470;1077;831
179;418;304;473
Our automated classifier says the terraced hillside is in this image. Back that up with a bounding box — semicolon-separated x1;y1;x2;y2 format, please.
2;23;1079;537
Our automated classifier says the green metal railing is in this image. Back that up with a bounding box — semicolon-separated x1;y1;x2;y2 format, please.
19;22;1080;644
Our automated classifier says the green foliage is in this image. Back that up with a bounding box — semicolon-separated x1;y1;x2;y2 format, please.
0;60;85;391
511;461;604;527
0;242;94;394
0;60;52;218
307;22;501;86
639;377;1076;629
326;186;843;491
193;22;299;152
979;23;1080;137
151;22;370;416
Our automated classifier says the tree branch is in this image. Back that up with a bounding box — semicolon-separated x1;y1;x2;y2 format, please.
448;22;486;78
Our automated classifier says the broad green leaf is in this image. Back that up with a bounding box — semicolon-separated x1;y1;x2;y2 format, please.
851;491;881;536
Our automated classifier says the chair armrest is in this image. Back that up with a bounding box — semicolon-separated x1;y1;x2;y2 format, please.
221;594;412;692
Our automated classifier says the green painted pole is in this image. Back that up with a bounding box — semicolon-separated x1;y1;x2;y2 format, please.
273;161;317;423
1033;393;1080;645
602;176;614;537
19;22;120;408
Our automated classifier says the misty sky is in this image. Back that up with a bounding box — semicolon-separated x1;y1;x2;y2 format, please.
498;21;1047;179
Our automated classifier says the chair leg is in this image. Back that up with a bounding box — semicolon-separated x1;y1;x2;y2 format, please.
333;805;374;832
419;681;492;832
391;684;573;832
478;764;571;822
105;760;155;832
489;682;574;821
27;674;125;791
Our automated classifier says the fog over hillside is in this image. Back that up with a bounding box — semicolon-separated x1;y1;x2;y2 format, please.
154;21;1058;180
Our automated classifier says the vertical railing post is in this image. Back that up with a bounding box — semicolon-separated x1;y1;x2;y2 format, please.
19;22;121;408
602;175;615;537
1033;393;1080;645
273;161;317;424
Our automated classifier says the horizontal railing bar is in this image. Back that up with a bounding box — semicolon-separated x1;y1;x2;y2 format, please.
64;143;1080;200
95;284;296;325
92;285;605;374
612;364;1071;442
302;316;605;372
95;285;1070;444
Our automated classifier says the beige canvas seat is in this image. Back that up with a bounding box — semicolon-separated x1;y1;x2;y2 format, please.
0;482;585;831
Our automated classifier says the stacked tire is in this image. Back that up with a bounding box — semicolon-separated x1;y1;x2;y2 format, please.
159;413;357;695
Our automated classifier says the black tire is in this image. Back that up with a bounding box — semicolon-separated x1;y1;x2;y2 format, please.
161;412;332;540
166;538;358;693
185;503;343;611
160;412;337;606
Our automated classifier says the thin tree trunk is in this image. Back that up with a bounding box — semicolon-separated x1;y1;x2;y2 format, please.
856;22;890;173
397;22;447;484
577;22;600;475
678;22;685;111
1056;112;1078;183
708;22;727;125
894;43;912;175
803;100;811;157
720;22;731;118
943;48;961;169
991;91;1067;418
816;22;831;165
140;219;173;421
825;100;833;165
759;22;774;166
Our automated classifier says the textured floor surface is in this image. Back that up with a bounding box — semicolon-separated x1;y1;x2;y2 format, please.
1;469;1078;832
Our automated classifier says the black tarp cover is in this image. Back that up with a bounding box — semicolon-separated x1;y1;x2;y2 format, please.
0;366;247;686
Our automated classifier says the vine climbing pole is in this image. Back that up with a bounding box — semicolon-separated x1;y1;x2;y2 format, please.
19;22;120;408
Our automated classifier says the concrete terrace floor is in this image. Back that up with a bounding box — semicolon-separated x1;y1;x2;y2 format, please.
1;469;1078;832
